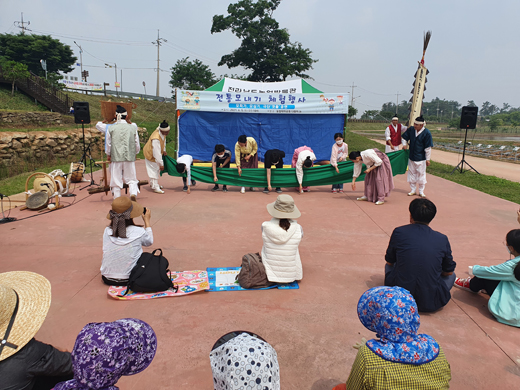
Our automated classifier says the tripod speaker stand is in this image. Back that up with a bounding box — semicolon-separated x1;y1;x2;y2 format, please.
73;102;98;190
451;106;480;175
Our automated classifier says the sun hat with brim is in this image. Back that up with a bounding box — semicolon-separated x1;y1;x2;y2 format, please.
267;194;301;219
106;196;144;220
0;271;51;361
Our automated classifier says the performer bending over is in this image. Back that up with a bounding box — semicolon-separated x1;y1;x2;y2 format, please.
211;144;231;192
292;145;316;193
330;133;348;193
235;134;258;194
176;154;196;194
385;115;407;153
402;116;433;197
263;149;285;194
349;149;394;205
104;105;140;199
143;120;169;194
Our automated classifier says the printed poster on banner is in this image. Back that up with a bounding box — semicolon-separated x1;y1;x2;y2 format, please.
61;80;103;91
178;90;349;114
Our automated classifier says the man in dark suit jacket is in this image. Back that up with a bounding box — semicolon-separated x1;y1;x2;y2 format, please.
385;198;456;312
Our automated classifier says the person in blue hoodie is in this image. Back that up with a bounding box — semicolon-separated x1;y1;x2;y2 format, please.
454;228;520;328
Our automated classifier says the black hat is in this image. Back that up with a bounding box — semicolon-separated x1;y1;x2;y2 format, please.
160;120;169;128
115;105;126;114
414;116;425;124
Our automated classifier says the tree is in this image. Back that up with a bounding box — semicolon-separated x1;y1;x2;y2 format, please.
360;110;379;120
0;33;76;78
1;60;30;96
448;118;460;129
169;57;217;92
211;0;317;81
348;105;358;118
488;117;502;131
466;100;477;107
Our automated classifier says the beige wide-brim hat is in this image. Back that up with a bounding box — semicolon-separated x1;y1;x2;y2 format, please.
106;196;144;220
267;194;301;219
0;271;51;361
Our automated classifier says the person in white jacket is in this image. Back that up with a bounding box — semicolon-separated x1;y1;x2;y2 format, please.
261;194;303;283
101;196;153;286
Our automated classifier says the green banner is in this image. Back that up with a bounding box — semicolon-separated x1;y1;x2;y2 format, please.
162;150;409;187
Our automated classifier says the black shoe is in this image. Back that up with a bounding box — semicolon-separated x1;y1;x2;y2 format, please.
211;184;219;192
275;187;282;193
249;187;255;192
183;186;188;192
263;187;269;193
222;186;228;192
192;180;196;186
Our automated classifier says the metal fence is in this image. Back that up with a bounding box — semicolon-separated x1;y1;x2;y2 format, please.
435;141;520;162
64;88;175;103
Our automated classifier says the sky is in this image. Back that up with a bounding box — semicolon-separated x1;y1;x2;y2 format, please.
1;0;519;116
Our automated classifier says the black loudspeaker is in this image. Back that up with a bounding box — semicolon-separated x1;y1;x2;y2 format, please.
459;106;478;129
73;101;91;124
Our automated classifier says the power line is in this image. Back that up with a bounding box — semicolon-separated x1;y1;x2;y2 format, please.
26;28;151;46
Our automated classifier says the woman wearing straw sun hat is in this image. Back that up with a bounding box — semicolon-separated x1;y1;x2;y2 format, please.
0;271;73;390
101;196;153;286
261;194;303;284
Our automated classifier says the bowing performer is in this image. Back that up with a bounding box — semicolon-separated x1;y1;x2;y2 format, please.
143;120;169;194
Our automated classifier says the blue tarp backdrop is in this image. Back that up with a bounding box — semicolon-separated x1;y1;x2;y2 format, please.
178;111;345;162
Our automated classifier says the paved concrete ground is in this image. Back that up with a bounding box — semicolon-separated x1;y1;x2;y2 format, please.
1;161;520;389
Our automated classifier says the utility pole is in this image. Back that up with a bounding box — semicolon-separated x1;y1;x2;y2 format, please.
395;92;400;115
14;13;30;35
152;30;167;97
349;83;357;106
73;41;84;81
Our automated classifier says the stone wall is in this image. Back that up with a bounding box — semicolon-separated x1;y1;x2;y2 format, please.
0;127;147;166
0;111;74;127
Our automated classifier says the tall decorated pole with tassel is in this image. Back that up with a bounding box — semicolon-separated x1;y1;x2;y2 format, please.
407;31;432;126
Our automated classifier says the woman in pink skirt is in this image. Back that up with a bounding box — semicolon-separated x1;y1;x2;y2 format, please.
292;145;315;193
349;148;394;205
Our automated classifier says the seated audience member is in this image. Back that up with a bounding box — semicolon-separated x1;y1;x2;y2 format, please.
261;195;303;283
101;197;153;286
263;148;285;194
454;229;520;327
210;331;280;390
345;286;451;389
292;145;316;193
349;148;394;205
211;144;231;192
176;154;196;193
385;198;456;312
54;318;157;390
0;271;73;390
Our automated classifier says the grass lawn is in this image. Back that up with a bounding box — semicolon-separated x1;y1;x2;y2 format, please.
0;162;102;196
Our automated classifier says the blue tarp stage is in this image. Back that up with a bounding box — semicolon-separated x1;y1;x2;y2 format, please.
178;111;345;162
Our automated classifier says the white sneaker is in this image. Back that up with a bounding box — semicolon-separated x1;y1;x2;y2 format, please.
356;196;368;201
375;201;384;205
419;193;426;198
153;188;165;194
240;187;245;194
407;192;416;196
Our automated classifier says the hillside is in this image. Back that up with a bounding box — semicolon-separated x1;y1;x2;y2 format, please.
0;84;48;111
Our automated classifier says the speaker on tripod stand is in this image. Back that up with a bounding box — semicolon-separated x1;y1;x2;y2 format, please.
72;102;97;188
451;106;479;174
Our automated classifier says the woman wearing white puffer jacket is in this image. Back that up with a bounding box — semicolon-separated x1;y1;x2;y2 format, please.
261;194;303;283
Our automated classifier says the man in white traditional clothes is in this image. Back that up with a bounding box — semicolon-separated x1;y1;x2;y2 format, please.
99;105;140;199
143;120;169;194
385;116;407;153
402;116;433;198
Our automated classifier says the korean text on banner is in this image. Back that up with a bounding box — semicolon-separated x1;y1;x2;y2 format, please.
178;90;348;115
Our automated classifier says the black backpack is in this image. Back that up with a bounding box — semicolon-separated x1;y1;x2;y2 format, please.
124;249;175;294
